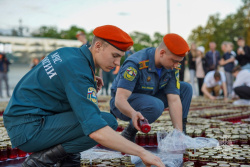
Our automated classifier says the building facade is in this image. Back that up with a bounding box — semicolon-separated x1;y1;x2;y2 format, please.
0;36;82;63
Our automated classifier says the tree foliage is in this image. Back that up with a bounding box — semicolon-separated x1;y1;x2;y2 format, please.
31;26;164;51
31;26;61;38
188;0;250;53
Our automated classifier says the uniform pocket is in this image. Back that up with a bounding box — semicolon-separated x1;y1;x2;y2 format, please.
7;119;43;148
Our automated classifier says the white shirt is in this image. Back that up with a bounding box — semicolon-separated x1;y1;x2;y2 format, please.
233;69;250;88
204;71;226;88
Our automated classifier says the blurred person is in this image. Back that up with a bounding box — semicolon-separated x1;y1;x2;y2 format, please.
236;37;250;69
187;42;197;96
205;42;221;73
124;48;135;60
40;55;46;61
228;41;238;66
232;66;250;104
4;25;164;167
195;46;206;96
31;58;40;69
112;65;120;77
76;31;90;47
0;53;11;98
100;68;115;96
201;70;227;101
179;56;187;81
219;42;235;96
112;49;136;78
228;42;236;57
110;33;192;143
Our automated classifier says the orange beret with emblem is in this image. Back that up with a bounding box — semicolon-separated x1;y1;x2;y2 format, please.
93;25;134;52
163;33;190;57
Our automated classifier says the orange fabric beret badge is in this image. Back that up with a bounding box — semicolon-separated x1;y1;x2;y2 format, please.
93;25;134;52
163;33;190;57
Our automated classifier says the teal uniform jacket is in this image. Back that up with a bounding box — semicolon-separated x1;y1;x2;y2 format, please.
3;45;108;148
110;47;192;124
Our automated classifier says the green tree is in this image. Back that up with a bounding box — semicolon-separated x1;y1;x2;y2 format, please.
152;32;164;47
60;25;85;39
188;0;250;52
130;31;152;51
32;26;60;38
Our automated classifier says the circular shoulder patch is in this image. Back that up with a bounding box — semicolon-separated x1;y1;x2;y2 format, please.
123;67;137;81
87;87;98;105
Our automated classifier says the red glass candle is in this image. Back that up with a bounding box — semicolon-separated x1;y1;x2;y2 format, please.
138;119;151;133
198;155;209;166
145;133;149;146
148;133;154;146
18;148;27;157
138;133;146;146
153;132;158;146
135;134;140;145
9;147;18;159
0;144;8;161
183;152;189;162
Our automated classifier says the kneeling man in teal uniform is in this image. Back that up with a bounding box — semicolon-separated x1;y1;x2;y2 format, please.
110;33;192;142
3;25;164;167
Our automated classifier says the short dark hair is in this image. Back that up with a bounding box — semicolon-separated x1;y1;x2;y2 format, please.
91;36;108;48
238;37;244;40
214;71;221;79
232;66;242;73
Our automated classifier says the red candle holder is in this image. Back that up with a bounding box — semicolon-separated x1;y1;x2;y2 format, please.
18;148;27;157
138;119;151;133
0;144;8;161
9;147;18;159
148;133;155;146
138;133;146;146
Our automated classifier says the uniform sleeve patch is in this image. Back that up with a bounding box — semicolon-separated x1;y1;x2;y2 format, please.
123;67;137;81
175;70;180;89
87;87;98;105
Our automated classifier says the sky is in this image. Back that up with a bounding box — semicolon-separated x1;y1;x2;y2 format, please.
0;0;244;40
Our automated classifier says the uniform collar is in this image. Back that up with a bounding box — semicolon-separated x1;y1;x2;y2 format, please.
80;45;95;72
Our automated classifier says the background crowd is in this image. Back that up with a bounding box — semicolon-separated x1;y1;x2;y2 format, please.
186;37;250;104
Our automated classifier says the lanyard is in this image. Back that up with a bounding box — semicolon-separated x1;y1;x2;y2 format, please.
89;65;97;89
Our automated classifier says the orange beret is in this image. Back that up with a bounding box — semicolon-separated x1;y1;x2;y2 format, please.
93;25;133;52
163;33;190;57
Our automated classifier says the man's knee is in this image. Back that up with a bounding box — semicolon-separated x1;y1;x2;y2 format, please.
142;99;164;124
234;87;241;94
100;112;118;131
180;82;193;96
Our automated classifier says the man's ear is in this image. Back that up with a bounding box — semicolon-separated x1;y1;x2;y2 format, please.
159;49;166;57
95;41;102;52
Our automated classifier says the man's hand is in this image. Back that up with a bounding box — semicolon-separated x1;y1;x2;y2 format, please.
219;59;225;65
237;47;245;55
95;76;104;93
140;150;165;167
131;112;144;131
224;97;228;102
209;95;216;100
